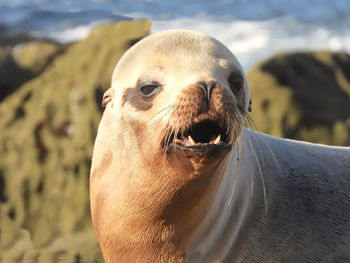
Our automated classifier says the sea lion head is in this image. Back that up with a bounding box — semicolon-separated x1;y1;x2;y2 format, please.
90;29;251;262
101;29;250;166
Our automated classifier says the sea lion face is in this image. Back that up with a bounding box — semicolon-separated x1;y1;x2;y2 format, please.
103;30;251;171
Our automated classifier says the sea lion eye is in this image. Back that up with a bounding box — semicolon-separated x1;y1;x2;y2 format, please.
229;74;243;94
139;82;160;97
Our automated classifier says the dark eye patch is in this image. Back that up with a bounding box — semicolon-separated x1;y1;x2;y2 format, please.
121;79;162;111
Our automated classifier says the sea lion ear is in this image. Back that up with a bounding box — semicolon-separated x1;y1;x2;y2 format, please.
248;99;252;112
102;88;114;107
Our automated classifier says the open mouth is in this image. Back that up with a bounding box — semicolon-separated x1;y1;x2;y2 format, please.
167;120;231;154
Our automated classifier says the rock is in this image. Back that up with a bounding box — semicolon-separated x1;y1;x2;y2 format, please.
12;41;64;74
0;38;64;102
0;32;35;48
0;19;151;262
247;51;350;146
0;49;34;101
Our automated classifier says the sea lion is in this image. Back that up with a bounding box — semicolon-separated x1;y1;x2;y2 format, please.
90;29;350;263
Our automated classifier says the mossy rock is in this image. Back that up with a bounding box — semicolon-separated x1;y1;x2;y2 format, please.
0;40;64;101
0;19;151;262
0;32;35;48
12;41;64;74
247;51;350;146
0;50;34;101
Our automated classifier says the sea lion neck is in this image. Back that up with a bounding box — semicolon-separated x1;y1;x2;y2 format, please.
91;130;229;262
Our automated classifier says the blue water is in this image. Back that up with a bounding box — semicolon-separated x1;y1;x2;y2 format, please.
1;0;349;69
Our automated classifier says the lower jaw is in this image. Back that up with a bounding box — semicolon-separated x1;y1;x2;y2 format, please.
167;142;232;158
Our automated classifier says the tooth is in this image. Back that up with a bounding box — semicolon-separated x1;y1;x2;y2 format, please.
214;134;221;144
188;135;196;145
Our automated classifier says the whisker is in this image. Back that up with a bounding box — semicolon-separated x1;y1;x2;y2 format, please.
255;132;282;174
175;118;182;151
147;105;173;123
242;108;281;175
228;141;241;206
166;106;180;149
162;106;179;155
227;176;237;207
245;131;268;213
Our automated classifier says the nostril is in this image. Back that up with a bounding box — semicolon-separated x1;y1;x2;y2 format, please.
198;80;216;105
207;80;216;94
198;81;208;94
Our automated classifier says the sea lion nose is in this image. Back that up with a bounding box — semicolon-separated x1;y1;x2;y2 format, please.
198;80;216;106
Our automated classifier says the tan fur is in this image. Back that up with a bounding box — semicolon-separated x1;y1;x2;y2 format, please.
90;30;249;262
91;30;350;263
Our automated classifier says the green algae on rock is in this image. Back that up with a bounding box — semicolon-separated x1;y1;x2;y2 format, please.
0;19;151;263
247;51;350;146
0;35;64;101
0;32;35;48
0;49;35;101
12;41;64;75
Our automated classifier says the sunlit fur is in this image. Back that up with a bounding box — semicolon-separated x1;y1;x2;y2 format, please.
90;30;250;263
90;30;350;263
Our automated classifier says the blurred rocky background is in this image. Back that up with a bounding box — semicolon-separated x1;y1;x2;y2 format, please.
248;51;350;146
0;19;349;262
0;19;151;263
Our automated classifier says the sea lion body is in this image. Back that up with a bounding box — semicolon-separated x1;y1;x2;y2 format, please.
90;29;350;263
188;130;350;262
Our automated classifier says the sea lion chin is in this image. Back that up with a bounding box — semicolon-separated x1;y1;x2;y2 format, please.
90;29;350;263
